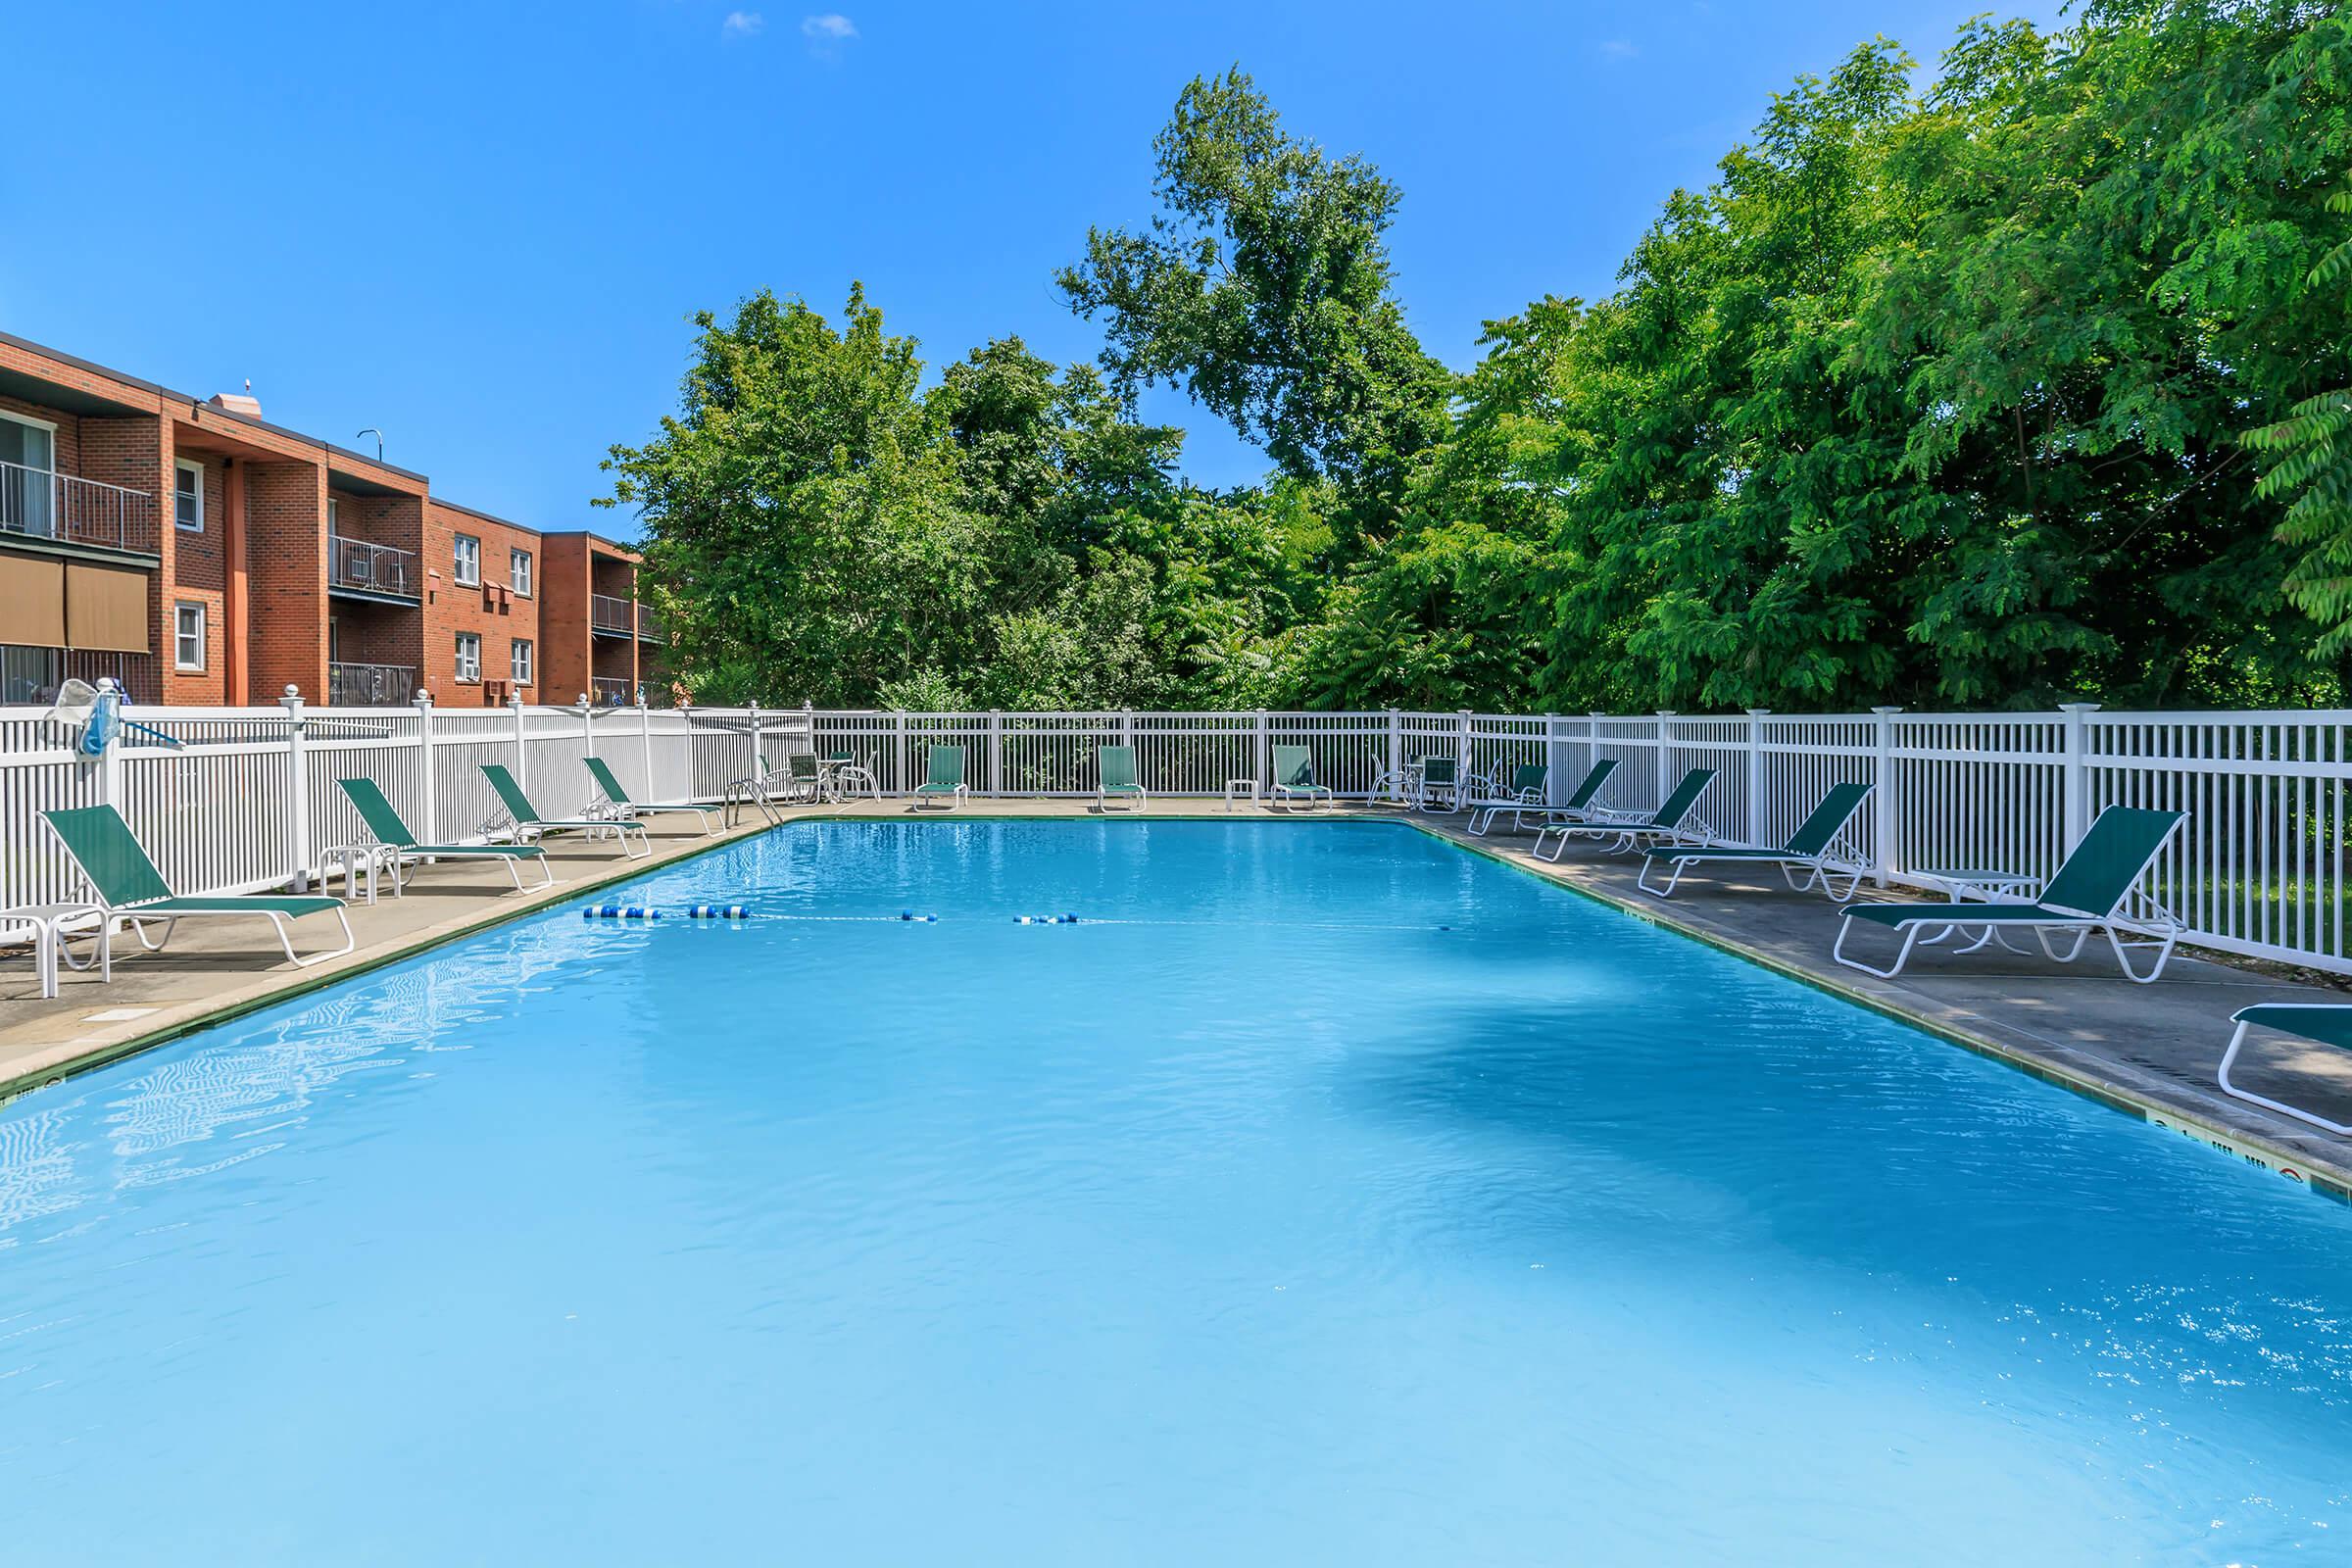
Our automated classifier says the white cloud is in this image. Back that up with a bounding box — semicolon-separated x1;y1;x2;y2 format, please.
801;13;858;41
721;11;764;38
1599;38;1638;60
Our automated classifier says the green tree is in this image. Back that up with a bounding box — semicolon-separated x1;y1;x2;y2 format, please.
601;286;989;705
1057;69;1452;541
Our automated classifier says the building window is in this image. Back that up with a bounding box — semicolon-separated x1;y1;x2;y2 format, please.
173;603;206;670
455;632;482;683
511;548;532;597
0;412;58;538
174;461;204;532
511;638;533;685
454;534;480;586
2;644;63;704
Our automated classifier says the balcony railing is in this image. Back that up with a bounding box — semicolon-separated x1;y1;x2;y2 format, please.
328;662;417;707
328;534;421;598
590;675;636;706
0;459;159;555
590;592;636;635
637;603;663;641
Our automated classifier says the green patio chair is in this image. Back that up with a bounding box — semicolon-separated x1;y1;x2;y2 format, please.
336;777;552;897
1466;763;1552;836
584;756;719;837
1534;766;1717;862
479;763;650;858
1834;806;2186;984
1417;756;1463;813
913;744;967;809
1270;744;1335;810
2218;1004;2352;1136
1097;745;1147;811
1637;781;1874;900
1472;758;1620;840
41;804;355;968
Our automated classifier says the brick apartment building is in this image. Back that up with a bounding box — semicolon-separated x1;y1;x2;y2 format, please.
0;331;665;709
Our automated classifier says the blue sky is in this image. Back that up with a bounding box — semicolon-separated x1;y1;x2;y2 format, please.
3;0;2056;530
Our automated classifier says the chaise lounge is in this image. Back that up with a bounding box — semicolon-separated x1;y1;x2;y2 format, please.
1833;806;2185;983
43;804;355;969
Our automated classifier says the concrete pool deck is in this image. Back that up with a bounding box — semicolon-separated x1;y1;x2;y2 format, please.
4;798;2350;1197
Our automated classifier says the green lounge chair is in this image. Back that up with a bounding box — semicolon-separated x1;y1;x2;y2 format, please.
1637;781;1874;900
479;763;650;858
335;777;552;897
1834;806;2185;984
41;804;355;968
2218;1004;2352;1136
1466;763;1552;836
1097;745;1147;811
1534;766;1717;862
1270;744;1335;810
584;756;719;837
914;744;967;809
1417;756;1462;813
1474;758;1619;839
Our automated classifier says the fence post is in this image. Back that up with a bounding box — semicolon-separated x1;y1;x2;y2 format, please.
2060;702;2100;852
1655;710;1675;805
580;695;595;776
988;710;1004;798
282;684;313;891
639;701;656;800
415;689;437;848
1256;710;1271;788
1746;709;1770;846
748;701;762;788
513;696;531;799
1544;712;1561;807
895;710;907;798
1457;709;1474;789
1871;706;1902;888
1387;709;1401;799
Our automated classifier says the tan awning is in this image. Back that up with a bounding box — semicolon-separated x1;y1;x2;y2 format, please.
0;553;67;647
65;562;151;653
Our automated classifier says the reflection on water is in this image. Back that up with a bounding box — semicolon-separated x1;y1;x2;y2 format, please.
0;915;596;1235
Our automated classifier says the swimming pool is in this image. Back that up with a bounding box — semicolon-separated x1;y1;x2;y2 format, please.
3;819;2347;1562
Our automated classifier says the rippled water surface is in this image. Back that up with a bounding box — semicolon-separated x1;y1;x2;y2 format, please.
4;820;2350;1563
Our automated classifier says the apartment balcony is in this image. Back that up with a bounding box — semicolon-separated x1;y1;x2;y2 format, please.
328;662;418;707
637;603;663;642
328;534;421;602
591;592;636;637
0;459;159;557
590;675;636;706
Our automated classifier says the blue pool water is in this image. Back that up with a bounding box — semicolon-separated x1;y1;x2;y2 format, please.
4;820;2350;1563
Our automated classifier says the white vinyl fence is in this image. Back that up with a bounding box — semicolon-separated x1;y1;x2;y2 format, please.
4;692;2349;975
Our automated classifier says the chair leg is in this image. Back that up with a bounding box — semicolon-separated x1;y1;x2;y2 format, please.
1832;919;1921;980
2218;1020;2352;1134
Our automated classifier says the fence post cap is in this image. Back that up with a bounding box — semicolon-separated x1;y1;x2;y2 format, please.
2057;702;2102;713
1870;705;1904;715
508;692;523;710
414;689;434;709
1746;708;1772;716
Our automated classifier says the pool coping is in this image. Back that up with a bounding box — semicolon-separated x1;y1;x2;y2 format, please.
5;806;2348;1204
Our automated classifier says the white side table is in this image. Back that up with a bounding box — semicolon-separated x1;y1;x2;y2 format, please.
1;902;109;1000
1917;868;2042;953
1224;777;1260;812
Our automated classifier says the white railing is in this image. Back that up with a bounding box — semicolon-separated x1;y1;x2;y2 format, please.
590;594;635;635
0;459;159;554
4;697;2350;973
327;534;421;598
327;662;416;707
